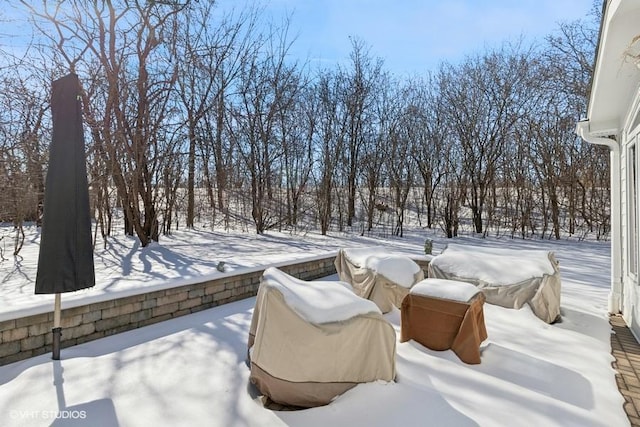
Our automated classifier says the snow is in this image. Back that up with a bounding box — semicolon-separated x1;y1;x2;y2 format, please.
341;246;386;266
0;230;416;322
260;267;380;324
410;278;481;302
0;227;628;426
433;243;557;285
364;254;421;288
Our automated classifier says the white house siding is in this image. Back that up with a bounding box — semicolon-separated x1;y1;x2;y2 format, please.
579;0;640;337
622;91;640;336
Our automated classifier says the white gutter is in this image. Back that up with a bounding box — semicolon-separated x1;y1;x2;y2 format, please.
576;120;622;314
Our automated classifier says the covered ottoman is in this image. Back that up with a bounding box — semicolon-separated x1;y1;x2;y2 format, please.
335;247;424;313
401;278;488;364
428;244;561;324
248;267;396;408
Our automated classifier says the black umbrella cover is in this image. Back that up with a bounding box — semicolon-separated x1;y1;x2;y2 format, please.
35;73;95;294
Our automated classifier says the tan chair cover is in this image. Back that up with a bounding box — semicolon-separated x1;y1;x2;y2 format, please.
248;268;396;408
428;245;561;324
334;248;424;313
401;291;487;364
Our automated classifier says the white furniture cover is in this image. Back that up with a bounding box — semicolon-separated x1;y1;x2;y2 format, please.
428;244;561;323
334;247;424;313
248;267;396;407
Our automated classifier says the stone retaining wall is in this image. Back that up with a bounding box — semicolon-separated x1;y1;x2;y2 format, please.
0;256;337;366
0;255;430;367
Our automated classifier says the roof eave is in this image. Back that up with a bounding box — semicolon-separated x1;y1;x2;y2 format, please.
587;0;640;134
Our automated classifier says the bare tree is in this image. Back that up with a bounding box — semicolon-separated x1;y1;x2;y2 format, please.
312;71;344;235
2;0;606;244
231;21;300;233
378;80;415;237
281;79;314;227
339;38;383;227
533;10;602;239
174;2;260;226
409;75;447;229
0;67;49;254
24;0;188;246
438;142;464;239
438;45;536;235
359;72;393;233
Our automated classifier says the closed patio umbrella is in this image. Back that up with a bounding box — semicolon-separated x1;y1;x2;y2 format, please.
35;73;95;360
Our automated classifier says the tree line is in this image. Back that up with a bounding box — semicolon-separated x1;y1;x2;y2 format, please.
0;0;606;251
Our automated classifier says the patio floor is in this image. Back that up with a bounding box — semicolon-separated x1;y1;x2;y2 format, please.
611;314;640;427
269;312;640;420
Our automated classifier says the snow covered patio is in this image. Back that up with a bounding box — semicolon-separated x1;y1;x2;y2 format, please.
0;233;631;426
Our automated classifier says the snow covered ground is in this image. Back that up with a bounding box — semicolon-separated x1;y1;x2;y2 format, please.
0;226;628;426
0;227;423;320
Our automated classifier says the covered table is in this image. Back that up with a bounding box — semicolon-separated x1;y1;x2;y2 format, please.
248;267;396;408
335;247;424;313
401;278;488;364
428;244;561;323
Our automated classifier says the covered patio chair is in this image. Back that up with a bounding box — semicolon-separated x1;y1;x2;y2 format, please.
334;247;424;313
248;267;396;408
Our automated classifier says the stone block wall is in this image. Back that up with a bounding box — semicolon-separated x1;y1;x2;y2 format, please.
0;256;337;366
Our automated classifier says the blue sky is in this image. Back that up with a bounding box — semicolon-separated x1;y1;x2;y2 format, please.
2;0;596;76
246;0;597;75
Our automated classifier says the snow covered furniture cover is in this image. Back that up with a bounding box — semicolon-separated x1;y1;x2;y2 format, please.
334;247;424;314
401;278;487;364
428;244;561;324
248;267;396;408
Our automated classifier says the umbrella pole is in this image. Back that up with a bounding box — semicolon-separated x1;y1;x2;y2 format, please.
52;293;61;360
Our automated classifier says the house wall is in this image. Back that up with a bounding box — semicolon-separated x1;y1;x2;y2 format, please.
621;89;640;339
0;255;432;366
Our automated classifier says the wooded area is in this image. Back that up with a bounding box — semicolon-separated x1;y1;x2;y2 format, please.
0;1;607;250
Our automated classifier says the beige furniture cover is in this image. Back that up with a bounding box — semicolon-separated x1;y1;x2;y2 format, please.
428;244;561;323
334;247;424;313
401;278;488;364
248;267;396;408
